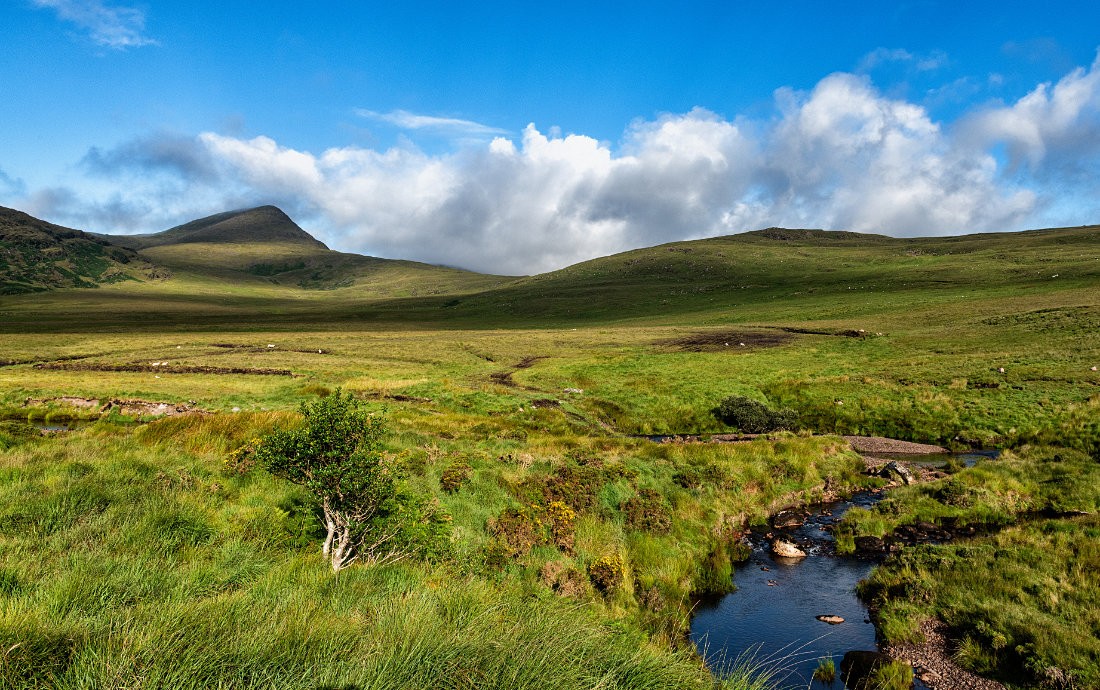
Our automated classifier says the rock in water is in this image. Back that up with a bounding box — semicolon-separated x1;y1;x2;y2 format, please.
772;540;806;558
880;460;915;485
771;509;806;529
816;615;845;625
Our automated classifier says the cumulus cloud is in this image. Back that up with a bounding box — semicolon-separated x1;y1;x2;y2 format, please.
30;55;1100;274
356;109;509;137
961;50;1100;172
33;0;155;49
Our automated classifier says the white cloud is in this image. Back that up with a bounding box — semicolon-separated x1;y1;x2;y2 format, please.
24;55;1100;274
33;0;155;49
961;50;1100;171
356;109;508;137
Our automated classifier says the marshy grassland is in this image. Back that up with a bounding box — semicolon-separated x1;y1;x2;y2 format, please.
1;223;1099;688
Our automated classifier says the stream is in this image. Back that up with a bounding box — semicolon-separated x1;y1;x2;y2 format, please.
691;451;995;689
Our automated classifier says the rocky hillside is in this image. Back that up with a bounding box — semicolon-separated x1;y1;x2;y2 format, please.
0;206;160;295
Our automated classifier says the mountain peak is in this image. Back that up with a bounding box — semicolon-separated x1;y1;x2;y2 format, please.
105;206;329;251
157;205;328;249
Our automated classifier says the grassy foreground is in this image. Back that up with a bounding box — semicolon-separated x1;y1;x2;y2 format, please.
0;409;867;689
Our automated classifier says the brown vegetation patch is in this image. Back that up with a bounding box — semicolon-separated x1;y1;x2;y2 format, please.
360;392;433;403
489;370;517;387
772;326;870;338
514;355;546;369
34;362;294;376
489;356;548;388
539;561;588;598
622;489;672;533
658;330;793;352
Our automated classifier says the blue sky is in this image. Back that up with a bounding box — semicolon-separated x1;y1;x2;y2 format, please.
2;1;1099;273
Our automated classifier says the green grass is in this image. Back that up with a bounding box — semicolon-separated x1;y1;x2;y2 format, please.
2;219;1099;687
837;446;1100;546
0;410;866;688
851;447;1100;688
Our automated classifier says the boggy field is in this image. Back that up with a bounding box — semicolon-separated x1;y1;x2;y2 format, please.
1;214;1099;689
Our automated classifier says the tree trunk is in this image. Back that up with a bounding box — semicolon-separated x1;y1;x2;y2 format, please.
322;498;336;558
329;511;356;573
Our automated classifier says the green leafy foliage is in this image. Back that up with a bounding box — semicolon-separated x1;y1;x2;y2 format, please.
712;395;799;433
253;391;447;570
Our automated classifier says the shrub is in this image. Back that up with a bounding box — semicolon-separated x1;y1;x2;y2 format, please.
544;500;577;552
521;464;604;512
622;489;672;533
223;438;260;475
712;395;799;433
672;462;726;490
588;554;624;594
439;462;472;493
488;506;544;558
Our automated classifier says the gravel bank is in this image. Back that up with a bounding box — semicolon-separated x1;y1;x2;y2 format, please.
886;619;1006;690
844;435;948;454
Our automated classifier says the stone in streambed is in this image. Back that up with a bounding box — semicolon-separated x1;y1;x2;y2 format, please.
816;615;845;625
771;540;806;558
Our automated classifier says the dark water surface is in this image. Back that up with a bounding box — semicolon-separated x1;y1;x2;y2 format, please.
692;452;995;688
691;492;890;689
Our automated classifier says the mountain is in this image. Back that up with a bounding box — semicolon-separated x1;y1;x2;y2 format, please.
90;206;511;295
100;206;329;251
0;206;160;295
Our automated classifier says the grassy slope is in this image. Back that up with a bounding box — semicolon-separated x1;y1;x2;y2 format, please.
0;206;155;295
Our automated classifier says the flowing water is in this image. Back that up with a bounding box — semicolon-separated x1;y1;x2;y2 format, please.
691;452;995;688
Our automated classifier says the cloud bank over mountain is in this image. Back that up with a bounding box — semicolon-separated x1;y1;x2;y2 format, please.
13;53;1100;274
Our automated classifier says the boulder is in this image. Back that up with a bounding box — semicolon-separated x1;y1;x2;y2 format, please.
771;509;806;530
879;461;915;485
816;615;845;625
771;540;806;558
854;535;885;553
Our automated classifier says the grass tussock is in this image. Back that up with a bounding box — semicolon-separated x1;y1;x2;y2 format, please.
853;447;1100;688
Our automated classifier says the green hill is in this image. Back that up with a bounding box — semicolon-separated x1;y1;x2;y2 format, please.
433;224;1100;323
99;205;329;251
0;206;160;295
92;206;512;295
3;204;1098;331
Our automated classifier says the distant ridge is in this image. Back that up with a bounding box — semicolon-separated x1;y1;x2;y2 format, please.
102;206;329;250
745;227;891;242
0;206;157;294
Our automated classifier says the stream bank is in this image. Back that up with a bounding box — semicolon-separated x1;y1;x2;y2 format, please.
691;449;999;689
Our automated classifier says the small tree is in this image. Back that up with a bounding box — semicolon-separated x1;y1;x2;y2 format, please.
253;390;430;572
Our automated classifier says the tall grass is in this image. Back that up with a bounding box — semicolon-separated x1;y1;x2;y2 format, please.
0;414;856;688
